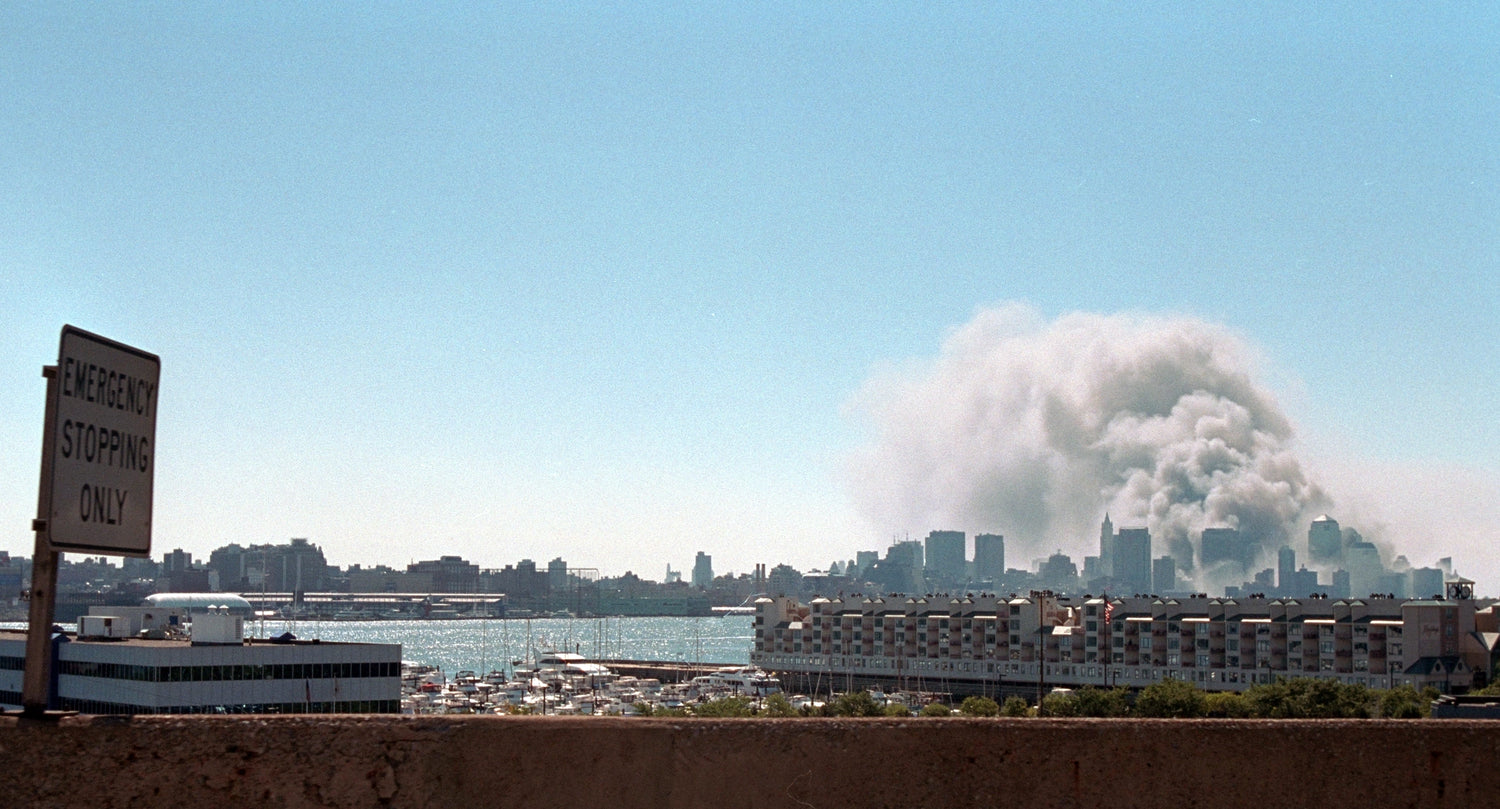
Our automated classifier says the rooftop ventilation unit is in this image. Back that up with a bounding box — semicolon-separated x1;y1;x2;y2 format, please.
189;606;245;645
78;615;131;640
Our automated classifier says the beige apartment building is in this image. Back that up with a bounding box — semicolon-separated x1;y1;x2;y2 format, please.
751;589;1497;696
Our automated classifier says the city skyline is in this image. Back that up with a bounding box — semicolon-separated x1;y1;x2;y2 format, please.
51;510;1481;600
1;6;1495;580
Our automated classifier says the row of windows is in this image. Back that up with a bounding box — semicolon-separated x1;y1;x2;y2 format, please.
762;657;1431;693
52;697;401;716
55;659;400;683
813;615;1408;629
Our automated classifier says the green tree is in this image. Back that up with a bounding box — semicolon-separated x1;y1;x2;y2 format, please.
1041;690;1079;717
693;696;754;717
1472;675;1500;697
761;693;798;717
1203;691;1251;718
1134;678;1207;718
1246;678;1373;718
1073;686;1130;717
827;690;886;717
920;702;954;717
1245;679;1292;718
959;696;1000;717
1378;685;1431;718
1000;696;1031;717
882;703;913;717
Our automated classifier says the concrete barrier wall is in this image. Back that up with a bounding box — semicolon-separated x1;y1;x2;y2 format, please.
3;715;1499;809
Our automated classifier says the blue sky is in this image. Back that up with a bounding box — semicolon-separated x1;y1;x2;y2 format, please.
1;4;1495;582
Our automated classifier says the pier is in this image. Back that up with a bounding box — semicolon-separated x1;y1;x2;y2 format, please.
599;659;735;683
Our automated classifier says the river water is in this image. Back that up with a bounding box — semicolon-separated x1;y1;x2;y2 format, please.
251;615;754;676
4;614;754;677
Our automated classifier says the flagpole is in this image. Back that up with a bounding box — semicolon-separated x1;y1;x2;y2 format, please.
1101;594;1111;689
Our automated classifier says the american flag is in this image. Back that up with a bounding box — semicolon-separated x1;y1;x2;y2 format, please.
1103;597;1114;624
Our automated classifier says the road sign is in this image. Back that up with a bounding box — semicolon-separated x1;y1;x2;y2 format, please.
46;325;160;556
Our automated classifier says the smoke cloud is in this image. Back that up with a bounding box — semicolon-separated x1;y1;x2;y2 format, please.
849;303;1331;587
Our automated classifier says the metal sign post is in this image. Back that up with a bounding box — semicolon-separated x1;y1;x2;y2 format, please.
22;326;160;717
22;366;60;717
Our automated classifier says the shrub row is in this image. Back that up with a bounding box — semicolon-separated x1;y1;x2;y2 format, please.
639;679;1441;719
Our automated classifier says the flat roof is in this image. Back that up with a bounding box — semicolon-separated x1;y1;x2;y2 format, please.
0;628;397;650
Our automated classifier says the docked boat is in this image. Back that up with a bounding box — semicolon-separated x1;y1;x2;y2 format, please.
690;666;781;697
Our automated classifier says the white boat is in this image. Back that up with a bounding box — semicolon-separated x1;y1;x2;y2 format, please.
690;666;781;697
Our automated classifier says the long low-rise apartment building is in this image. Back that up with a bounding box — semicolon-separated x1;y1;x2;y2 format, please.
751;589;1499;697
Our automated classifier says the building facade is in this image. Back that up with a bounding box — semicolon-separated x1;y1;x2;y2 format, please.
751;590;1496;697
0;626;400;715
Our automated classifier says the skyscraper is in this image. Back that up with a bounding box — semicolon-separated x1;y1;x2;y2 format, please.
1200;527;1249;575
973;533;1005;581
691;551;714;588
1114;527;1152;594
1099;514;1115;578
1345;541;1384;597
1308;515;1342;564
1277;546;1296;594
1152;555;1176;593
925;530;966;581
1411;567;1445;599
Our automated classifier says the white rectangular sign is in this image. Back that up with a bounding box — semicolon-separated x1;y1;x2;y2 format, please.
47;326;160;556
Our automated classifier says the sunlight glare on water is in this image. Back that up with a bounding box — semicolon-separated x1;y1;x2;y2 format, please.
250;615;754;676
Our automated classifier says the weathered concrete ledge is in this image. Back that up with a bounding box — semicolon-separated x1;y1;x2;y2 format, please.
3;715;1497;809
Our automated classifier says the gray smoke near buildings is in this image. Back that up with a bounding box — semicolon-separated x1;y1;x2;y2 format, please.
848;303;1332;587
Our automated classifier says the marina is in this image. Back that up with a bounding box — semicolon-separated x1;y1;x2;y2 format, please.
1;613;758;716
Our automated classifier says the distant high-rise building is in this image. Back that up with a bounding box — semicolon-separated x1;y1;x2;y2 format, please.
691;552;714;588
1331;569;1351;599
1277;546;1297;594
1038;552;1078;591
1152;555;1176;593
1287;566;1320;597
1378;572;1407;599
1308;515;1342;564
1345;542;1384;597
766;564;803;597
890;540;923;569
1411;567;1445;599
854;550;879;577
973;533;1005;581
925;530;966;581
163;548;193;576
548;557;569;590
866;541;925;593
1200;527;1249;574
1099;514;1115;578
406;555;481;593
1114;527;1152;594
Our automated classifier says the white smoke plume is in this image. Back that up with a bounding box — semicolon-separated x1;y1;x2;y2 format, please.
848;303;1331;588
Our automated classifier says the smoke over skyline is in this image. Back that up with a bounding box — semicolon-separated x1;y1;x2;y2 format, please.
849;303;1338;588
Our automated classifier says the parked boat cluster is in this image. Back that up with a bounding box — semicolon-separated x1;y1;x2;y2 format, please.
400;653;787;716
